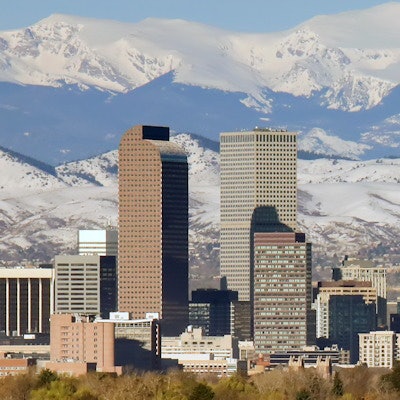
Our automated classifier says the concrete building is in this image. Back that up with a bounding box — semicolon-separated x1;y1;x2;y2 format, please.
253;232;314;354
220;128;297;301
97;312;161;371
54;255;117;318
48;314;122;375
0;266;54;336
78;229;118;256
238;340;256;361
268;345;350;368
177;358;247;377
0;354;36;376
118;125;188;335
359;331;397;368
332;258;387;326
161;326;238;361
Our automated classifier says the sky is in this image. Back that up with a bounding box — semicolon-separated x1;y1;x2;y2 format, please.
0;0;396;32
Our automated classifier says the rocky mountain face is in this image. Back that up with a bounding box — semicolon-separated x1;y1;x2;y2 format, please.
0;134;399;293
1;6;398;111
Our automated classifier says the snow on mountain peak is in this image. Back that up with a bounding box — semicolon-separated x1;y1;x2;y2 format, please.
0;5;399;111
361;113;400;148
298;128;372;160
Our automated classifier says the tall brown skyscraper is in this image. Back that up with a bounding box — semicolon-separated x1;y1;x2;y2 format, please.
118;125;188;335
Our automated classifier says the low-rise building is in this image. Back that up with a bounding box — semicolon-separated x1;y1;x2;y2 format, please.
97;312;161;370
0;266;54;336
161;326;238;361
359;331;397;368
47;314;122;375
178;357;247;377
0;354;36;376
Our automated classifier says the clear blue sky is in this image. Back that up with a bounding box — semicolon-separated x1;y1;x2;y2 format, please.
0;0;396;32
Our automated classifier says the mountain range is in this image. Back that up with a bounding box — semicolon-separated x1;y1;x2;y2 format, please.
0;3;400;163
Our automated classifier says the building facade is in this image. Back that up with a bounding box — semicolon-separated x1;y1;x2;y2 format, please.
316;281;377;339
118;125;188;335
328;295;376;363
359;331;399;368
0;267;54;336
0;355;36;376
78;229;118;256
189;289;238;336
161;326;238;361
54;255;117;317
220;129;297;301
253;232;314;354
332;259;387;326
49;314;121;374
98;312;161;371
359;331;398;368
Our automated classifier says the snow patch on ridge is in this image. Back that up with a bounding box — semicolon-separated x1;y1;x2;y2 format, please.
0;5;400;111
298;128;371;160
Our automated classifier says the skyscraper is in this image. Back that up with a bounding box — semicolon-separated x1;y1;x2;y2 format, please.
118;125;188;335
220;128;297;301
253;232;314;353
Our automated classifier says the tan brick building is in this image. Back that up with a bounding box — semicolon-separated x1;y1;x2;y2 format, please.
48;314;121;375
118;125;188;335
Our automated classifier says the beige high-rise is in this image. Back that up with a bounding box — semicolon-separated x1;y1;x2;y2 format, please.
220;129;297;301
253;232;314;353
118;125;188;335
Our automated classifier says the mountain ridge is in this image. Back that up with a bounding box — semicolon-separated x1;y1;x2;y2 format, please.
1;6;400;163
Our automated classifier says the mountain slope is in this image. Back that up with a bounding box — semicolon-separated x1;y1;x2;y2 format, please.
0;4;399;110
1;6;400;163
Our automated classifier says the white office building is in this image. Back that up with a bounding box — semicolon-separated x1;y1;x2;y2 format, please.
359;331;398;368
78;229;118;256
161;326;238;361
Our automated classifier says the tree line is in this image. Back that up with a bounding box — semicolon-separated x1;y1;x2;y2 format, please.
2;363;400;400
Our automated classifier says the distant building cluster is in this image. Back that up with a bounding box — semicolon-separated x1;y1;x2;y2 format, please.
0;124;396;376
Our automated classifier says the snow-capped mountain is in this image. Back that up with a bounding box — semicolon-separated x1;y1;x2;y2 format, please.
1;5;399;110
298;128;372;160
1;4;400;163
0;134;399;290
